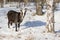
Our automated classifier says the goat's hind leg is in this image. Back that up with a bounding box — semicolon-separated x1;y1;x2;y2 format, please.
18;22;20;31
8;21;10;28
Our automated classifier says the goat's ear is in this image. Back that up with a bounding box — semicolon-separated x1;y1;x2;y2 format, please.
20;10;22;12
20;10;23;14
25;8;27;11
20;10;23;16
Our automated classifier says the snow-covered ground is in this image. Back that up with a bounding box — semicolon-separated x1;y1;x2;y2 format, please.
0;3;60;40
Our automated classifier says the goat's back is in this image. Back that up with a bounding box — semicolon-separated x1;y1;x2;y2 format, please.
7;10;20;22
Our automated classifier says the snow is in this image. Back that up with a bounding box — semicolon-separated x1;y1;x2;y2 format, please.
0;3;60;40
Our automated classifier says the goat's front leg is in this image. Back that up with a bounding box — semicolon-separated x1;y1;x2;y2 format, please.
18;22;20;28
18;22;20;31
15;23;18;31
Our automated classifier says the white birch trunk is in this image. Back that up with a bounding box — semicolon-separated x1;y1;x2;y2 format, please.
3;0;6;5
3;0;6;7
46;0;55;33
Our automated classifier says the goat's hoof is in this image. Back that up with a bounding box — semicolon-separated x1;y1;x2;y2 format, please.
16;30;18;32
8;27;10;28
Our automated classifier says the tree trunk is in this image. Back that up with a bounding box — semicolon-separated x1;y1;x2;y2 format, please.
36;0;43;15
3;0;7;7
3;0;6;4
46;0;55;33
1;0;4;8
24;0;28;6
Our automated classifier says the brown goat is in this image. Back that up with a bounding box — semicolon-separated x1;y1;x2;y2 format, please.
7;9;27;31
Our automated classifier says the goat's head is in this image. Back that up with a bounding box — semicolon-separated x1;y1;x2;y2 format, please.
21;8;27;17
19;10;24;21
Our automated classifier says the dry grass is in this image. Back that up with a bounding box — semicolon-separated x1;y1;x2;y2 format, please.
32;13;36;16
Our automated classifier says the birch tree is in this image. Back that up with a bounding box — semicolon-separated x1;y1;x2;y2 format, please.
46;0;55;33
3;0;6;5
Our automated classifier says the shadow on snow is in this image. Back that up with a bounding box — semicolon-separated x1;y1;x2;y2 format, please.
22;21;46;28
55;30;60;33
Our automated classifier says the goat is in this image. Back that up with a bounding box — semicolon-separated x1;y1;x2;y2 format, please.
7;9;27;31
